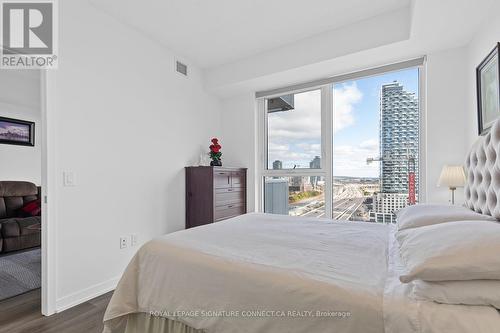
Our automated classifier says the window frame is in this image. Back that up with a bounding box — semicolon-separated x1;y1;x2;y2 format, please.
258;86;333;217
256;59;426;220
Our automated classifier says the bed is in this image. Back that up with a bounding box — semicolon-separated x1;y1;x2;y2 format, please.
103;120;500;333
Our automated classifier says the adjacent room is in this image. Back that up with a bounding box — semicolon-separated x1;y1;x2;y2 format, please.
0;70;41;302
1;0;500;333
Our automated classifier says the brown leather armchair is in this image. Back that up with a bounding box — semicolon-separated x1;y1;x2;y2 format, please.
0;181;41;253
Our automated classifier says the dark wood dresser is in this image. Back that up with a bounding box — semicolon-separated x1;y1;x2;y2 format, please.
185;166;247;229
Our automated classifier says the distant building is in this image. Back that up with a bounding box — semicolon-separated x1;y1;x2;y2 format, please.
272;160;282;170
289;176;301;192
309;156;321;169
379;82;419;195
309;156;321;188
289;176;311;192
371;193;408;223
264;178;289;215
373;82;419;222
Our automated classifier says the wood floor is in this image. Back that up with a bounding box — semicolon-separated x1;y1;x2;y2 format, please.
0;289;112;333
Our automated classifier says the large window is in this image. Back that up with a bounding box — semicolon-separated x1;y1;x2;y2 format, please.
261;87;331;218
258;60;424;223
267;89;322;170
264;176;325;217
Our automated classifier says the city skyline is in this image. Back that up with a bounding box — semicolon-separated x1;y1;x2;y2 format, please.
266;68;420;222
267;67;419;178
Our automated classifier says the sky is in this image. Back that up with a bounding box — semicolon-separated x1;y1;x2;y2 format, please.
268;67;419;177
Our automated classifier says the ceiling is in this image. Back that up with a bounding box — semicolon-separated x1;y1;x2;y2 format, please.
89;0;410;69
203;0;499;97
89;0;499;98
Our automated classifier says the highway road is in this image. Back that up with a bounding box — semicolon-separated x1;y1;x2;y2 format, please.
291;184;366;220
332;197;364;220
298;197;364;219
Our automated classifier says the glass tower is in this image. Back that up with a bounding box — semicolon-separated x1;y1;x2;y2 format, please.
379;81;419;195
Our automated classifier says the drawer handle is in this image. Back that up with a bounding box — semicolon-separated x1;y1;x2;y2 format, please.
227;188;233;192
228;205;234;208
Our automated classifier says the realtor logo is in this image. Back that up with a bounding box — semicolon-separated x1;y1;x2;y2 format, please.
1;0;57;68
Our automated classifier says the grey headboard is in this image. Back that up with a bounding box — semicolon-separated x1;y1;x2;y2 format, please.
464;119;500;219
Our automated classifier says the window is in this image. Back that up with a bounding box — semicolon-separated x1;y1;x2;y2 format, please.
258;60;424;223
267;90;322;170
333;68;420;223
261;88;331;217
264;176;325;217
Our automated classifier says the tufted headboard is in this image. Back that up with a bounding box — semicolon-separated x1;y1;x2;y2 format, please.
464;119;500;219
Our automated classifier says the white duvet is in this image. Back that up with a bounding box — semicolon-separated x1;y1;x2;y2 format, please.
103;213;500;333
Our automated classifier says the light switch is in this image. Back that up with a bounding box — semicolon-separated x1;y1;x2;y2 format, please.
63;171;76;186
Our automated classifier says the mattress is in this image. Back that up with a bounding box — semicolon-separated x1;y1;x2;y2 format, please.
103;213;500;333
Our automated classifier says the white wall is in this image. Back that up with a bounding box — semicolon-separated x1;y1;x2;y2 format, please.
426;9;500;203
220;93;257;211
50;1;222;310
425;47;469;204
0;71;41;184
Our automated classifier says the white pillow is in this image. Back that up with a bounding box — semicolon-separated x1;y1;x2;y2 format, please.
397;220;500;283
396;204;496;231
412;280;500;309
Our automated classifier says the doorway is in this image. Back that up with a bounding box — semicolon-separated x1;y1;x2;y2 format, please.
0;70;43;304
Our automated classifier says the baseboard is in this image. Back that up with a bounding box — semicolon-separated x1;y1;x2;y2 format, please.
55;276;120;312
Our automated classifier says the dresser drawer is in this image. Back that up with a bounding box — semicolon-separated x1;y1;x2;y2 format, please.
213;170;231;188
214;202;245;221
215;188;245;206
186;166;247;228
231;171;245;187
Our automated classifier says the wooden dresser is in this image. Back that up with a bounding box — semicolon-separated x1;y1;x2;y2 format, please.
185;166;247;229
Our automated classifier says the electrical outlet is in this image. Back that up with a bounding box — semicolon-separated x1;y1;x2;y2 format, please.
130;234;138;247
120;237;128;249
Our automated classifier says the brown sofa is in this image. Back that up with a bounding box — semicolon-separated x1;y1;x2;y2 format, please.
0;181;41;253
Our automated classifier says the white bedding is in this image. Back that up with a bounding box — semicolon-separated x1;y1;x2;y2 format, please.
383;225;500;333
103;213;500;333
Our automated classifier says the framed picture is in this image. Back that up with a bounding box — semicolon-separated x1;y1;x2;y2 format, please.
0;116;35;146
477;42;500;135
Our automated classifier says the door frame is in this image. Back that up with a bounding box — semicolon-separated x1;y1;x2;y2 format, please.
41;70;56;315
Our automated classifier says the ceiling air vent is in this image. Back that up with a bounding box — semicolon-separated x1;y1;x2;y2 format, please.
176;60;188;76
